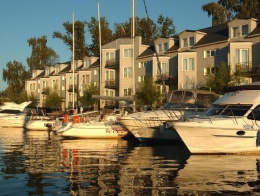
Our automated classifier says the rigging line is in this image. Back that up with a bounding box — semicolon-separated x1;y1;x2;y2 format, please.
142;0;168;103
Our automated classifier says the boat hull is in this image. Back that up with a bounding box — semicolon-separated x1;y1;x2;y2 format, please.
0;115;27;128
131;126;181;143
174;118;260;154
25;119;57;131
59;122;128;139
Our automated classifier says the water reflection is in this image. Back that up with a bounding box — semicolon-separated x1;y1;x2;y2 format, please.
1;128;260;195
176;155;260;195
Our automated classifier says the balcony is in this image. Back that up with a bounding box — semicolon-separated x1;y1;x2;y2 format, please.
105;80;118;89
155;73;177;85
68;85;78;92
235;62;260;77
105;59;119;69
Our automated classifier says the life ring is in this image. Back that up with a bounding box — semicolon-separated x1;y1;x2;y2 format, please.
73;115;80;123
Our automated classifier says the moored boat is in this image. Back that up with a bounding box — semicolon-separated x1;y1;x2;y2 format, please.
119;89;220;142
174;82;260;154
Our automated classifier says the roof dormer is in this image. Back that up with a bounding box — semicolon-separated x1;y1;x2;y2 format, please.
178;30;206;50
154;38;175;53
228;18;258;39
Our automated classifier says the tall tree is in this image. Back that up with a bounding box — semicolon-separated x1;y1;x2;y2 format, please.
136;76;161;106
86;17;113;56
135;17;157;45
156;15;176;38
27;36;58;73
44;86;62;109
53;20;88;60
3;61;29;95
202;0;260;26
78;82;100;110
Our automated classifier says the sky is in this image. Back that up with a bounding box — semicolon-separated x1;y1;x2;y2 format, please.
0;0;217;91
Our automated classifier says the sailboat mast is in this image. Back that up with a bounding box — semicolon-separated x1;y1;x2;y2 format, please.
131;0;136;112
97;0;102;110
72;12;75;109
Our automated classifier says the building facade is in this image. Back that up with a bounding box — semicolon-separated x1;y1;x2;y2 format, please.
25;17;260;110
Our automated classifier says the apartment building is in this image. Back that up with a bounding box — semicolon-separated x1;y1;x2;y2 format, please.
25;17;260;110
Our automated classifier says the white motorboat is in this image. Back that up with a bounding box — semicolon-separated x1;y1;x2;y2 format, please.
174;82;260;154
119;89;220;142
56;112;129;139
0;101;32;127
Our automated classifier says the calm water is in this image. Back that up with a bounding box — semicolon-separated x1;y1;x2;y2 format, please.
1;128;260;195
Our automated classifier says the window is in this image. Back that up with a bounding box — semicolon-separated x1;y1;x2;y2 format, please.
204;67;215;75
189;37;195;46
158;44;162;52
123;67;132;78
242;24;249;36
62;76;65;80
106;52;115;60
124;48;133;57
163;42;168;51
182;58;194;71
124;88;132;96
182;38;187;47
158;62;169;74
139;61;149;68
232;26;238;37
138;76;145;82
55;66;60;73
94;70;97;75
235;48;249;65
204;49;219;58
105;70;115;80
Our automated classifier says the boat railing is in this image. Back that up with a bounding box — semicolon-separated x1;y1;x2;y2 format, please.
182;107;260;127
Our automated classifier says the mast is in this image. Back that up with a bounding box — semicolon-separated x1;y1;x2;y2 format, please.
97;0;102;110
131;0;136;112
72;12;75;109
142;0;168;102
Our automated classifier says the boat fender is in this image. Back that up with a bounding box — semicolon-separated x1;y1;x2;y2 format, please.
73;116;80;124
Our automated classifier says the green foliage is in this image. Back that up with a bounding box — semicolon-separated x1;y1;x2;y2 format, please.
202;0;260;26
205;62;233;94
3;87;28;104
3;60;29;102
136;76;161;106
27;91;38;107
44;87;62;108
27;36;58;73
86;17;113;56
78;82;100;108
53;20;89;59
156;15;176;38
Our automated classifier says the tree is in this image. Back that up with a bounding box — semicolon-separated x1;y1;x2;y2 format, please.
27;36;58;73
53;20;88;60
202;0;260;26
135;17;157;45
205;62;233;94
86;17;113;56
156;15;176;38
78;82;100;110
44;86;62;109
136;76;161;107
3;60;29;102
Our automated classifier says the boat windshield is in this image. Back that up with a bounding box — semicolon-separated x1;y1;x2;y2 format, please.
206;104;252;116
159;103;207;111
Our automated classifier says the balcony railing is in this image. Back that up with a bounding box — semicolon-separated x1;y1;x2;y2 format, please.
105;59;119;69
68;85;78;92
235;62;260;76
155;73;176;84
105;80;118;89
